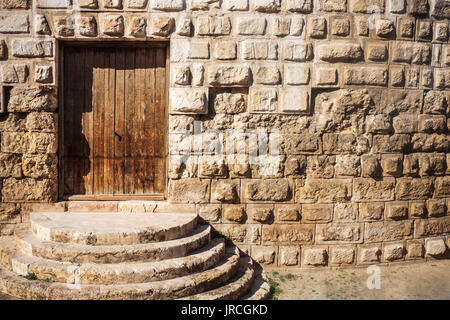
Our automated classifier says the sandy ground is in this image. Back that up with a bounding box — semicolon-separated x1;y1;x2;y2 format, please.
0;260;449;300
266;259;450;300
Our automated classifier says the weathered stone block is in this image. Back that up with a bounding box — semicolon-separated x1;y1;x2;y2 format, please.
316;223;362;243
406;240;424;259
248;204;273;223
22;154;57;179
395;177;434;200
152;0;184;11
214;41;236;60
213;92;246;114
359;202;384;221
425;238;447;257
284;65;310;85
353;178;396;201
196;15;231;36
415;217;450;237
0;153;22;178
323;133;369;155
286;0;312;12
282;134;321;154
434;177;450;198
223;205;246;223
280;88;309;114
283;41;313;62
384;243;404;261
249;88;278;113
275;204;301;222
253;65;280;85
2;178;57;202
262;224;313;244
350;0;385;13
170;88;207;114
25;112;57;133
343;66;388;86
237;17;266;35
168;178;210;203
0;13;29;33
214;224;261;244
279;246;299;266
334;203;358;221
245;179;290;202
150;16;175;36
242;40;278;60
302;203;332;223
253;0;281;12
297;178;352;203
252;246;276;264
318;42;363;62
358;244;381;264
386;202;409;220
365;220;413;242
211;179;239;203
11;40;52;58
330;247;355;265
198;204;221;223
303;248;328;266
207;65;251;86
35;65;53;83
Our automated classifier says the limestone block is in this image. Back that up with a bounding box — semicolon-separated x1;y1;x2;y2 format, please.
253;0;281;12
280;88;309;114
286;0;312;12
302;203;332;223
386;202;409;220
350;0;385;13
0;153;22;178
244;179;290;202
364;220;413;242
375;19;395;38
198;204;221;223
358;244;381;264
279;246;299;266
303;248;328;266
22;154;57;179
383;243;404;261
330;247;355;265
249;88;278;113
12;40;53;58
307;16;327;38
79;0;98;8
0;13;29;33
25;112;57;132
359;202;384;221
196;16;231;36
237;17;266;35
395;177;434;200
2;178;57;202
169;88;207;114
319;0;347;12
283;41;313;62
316;223;362;243
35;65;53;83
35;15;51;35
426;199;446;218
151;0;184;10
284;65;310;85
343;66;388;86
54;16;75;37
248;204;273;223
431;0;450;18
37;0;71;7
352;178;395;201
150;16;175;36
168;178;210;203
1;64;28;84
415;217;450;237
275;204;301;222
318;42;363;63
223;205;246;223
252;246;276;264
128;16;146;37
297;178;352;203
253;65;280;85
242;40;278;60
262;224;314;244
214;41;236;60
207;65;251;86
425;238;447;257
211;179;240;203
406;240;424;259
223;0;248;10
213;92;246;114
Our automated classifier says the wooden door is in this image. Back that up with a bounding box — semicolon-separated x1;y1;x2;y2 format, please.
60;43;168;199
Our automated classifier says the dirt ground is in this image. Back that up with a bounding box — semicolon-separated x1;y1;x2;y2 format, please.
266;259;450;300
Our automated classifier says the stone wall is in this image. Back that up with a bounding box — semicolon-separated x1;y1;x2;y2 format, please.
0;0;449;267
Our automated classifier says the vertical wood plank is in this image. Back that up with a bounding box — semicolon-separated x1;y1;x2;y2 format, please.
134;48;146;194
83;46;95;195
63;45;74;195
124;47;136;194
144;47;156;194
114;47;126;195
104;48;116;195
73;47;85;195
93;48;105;194
154;47;167;194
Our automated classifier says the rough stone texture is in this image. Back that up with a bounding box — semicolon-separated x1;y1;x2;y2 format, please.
0;0;447;271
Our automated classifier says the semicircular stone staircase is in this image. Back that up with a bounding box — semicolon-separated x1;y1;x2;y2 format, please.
0;211;270;300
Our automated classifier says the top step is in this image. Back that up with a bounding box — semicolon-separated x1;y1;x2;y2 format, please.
30;212;198;246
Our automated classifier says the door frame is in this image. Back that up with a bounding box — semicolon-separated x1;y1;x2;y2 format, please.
57;40;169;201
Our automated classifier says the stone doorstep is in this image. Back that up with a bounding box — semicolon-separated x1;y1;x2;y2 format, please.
14;224;212;264
21;201;197;214
29;211;198;245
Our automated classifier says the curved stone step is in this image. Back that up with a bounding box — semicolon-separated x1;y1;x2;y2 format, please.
179;256;255;300
15;224;211;264
241;271;271;300
30;212;198;245
7;238;225;285
0;246;241;300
